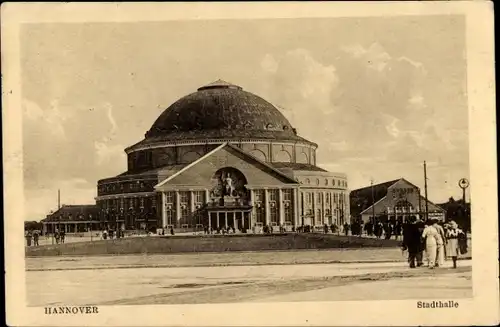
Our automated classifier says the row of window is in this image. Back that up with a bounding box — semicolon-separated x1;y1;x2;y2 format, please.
164;191;206;205
304;191;347;206
100;196;157;211
301;178;348;188
98;180;154;194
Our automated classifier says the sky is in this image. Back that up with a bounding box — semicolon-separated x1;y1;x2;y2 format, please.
20;16;469;220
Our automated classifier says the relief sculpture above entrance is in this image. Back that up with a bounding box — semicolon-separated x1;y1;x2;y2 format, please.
210;167;249;200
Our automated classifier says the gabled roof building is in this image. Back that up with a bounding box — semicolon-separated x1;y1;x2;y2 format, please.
350;178;446;223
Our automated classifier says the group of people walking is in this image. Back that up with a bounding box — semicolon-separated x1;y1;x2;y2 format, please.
25;229;41;246
403;217;467;269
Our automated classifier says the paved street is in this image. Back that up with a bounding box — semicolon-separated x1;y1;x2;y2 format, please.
26;252;471;306
26;248;407;271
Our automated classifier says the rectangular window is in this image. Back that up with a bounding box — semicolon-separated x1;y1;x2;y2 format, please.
254;190;264;202
306;192;312;205
180;191;189;204
269;189;278;202
270;205;278;224
283;189;292;201
166;210;174;226
284;206;292;223
256;206;265;223
194;191;204;203
166;192;174;204
316;209;322;225
316;193;321;205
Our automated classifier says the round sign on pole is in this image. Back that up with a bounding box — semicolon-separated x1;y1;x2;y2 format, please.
458;178;470;189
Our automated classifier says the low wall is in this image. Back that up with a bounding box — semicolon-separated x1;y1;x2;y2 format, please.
25;233;402;257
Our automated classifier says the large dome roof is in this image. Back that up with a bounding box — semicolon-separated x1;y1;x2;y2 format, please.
144;80;304;142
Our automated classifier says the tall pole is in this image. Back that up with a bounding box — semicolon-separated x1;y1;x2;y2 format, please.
418;187;422;220
58;188;61;236
424;161;429;221
371;179;375;223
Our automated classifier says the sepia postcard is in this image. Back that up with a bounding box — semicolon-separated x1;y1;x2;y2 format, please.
2;1;498;326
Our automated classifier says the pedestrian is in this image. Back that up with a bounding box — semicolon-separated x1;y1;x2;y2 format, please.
445;220;464;268
433;220;446;267
402;217;420;268
54;229;60;244
33;230;40;246
60;229;66;244
343;223;350;236
422;219;441;269
414;218;426;266
25;230;33;247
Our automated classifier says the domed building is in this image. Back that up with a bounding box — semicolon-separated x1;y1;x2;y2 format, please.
95;80;350;233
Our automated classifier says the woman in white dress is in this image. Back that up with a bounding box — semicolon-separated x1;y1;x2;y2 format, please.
422;219;440;269
433;220;446;267
445;220;463;268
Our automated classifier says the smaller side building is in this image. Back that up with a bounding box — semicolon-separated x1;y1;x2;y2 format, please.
350;178;445;223
41;205;100;234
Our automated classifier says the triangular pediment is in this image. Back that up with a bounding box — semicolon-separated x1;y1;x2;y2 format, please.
155;143;299;190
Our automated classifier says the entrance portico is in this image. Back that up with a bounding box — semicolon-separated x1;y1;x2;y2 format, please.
154;143;300;232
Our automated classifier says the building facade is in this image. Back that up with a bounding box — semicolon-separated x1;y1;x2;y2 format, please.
95;80;350;232
350;178;446;224
41;205;100;234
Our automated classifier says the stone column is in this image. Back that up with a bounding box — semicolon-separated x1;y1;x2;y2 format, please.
175;191;181;226
279;188;285;225
205;189;210;204
264;189;270;226
312;192;317;226
249;189;255;227
190;191;196;227
161;192;167;228
322;192;326;225
330;192;334;225
293;188;299;227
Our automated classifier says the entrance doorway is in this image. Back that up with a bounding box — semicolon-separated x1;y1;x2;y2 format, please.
208;211;251;231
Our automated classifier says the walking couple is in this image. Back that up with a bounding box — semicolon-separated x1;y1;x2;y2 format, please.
422;219;465;269
403;218;465;269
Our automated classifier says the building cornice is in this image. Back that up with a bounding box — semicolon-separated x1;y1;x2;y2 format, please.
125;138;318;154
95;192;156;201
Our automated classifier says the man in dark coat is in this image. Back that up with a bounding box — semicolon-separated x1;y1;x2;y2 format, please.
402;217;422;268
414;218;426;266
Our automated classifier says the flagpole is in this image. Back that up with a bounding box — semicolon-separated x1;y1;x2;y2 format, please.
424;161;429;221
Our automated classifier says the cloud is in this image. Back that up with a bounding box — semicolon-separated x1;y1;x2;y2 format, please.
94;141;125;165
260;54;278;73
23;99;68;138
257;49;339;141
253;44;467;204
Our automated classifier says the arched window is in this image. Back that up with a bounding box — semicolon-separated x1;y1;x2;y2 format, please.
249;149;267;162
297;152;309;164
274;150;291;163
